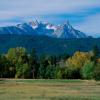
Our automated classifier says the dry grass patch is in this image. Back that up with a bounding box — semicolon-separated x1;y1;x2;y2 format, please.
0;79;100;100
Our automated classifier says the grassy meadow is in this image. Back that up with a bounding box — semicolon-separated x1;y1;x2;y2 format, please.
0;79;100;100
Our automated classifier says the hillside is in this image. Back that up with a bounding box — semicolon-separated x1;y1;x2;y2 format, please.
0;34;99;55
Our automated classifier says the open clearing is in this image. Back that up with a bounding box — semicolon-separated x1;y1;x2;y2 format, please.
0;79;100;100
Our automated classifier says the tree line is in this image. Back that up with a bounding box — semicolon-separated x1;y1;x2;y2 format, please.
0;46;100;80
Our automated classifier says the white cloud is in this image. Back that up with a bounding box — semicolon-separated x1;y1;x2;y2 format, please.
0;0;100;17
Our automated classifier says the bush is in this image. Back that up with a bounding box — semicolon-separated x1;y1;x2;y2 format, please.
81;60;94;79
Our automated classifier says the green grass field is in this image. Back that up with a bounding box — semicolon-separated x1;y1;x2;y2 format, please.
0;79;100;100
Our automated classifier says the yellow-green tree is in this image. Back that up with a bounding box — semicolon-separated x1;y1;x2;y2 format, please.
65;51;92;79
66;51;91;69
6;47;30;78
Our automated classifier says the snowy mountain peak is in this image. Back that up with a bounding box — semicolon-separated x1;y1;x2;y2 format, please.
0;20;88;39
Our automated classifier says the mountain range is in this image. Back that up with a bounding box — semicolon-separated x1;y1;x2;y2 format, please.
0;20;88;39
0;20;95;56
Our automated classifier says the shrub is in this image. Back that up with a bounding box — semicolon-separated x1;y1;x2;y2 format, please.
81;60;94;79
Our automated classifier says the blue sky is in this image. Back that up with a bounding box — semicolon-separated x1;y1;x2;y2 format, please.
0;0;100;37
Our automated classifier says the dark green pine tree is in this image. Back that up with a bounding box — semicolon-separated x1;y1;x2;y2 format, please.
29;48;38;79
91;45;99;62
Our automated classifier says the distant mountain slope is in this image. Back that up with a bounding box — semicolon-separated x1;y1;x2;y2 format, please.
0;21;87;39
0;34;99;55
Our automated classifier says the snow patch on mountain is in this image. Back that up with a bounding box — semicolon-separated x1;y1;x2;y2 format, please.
0;20;88;39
